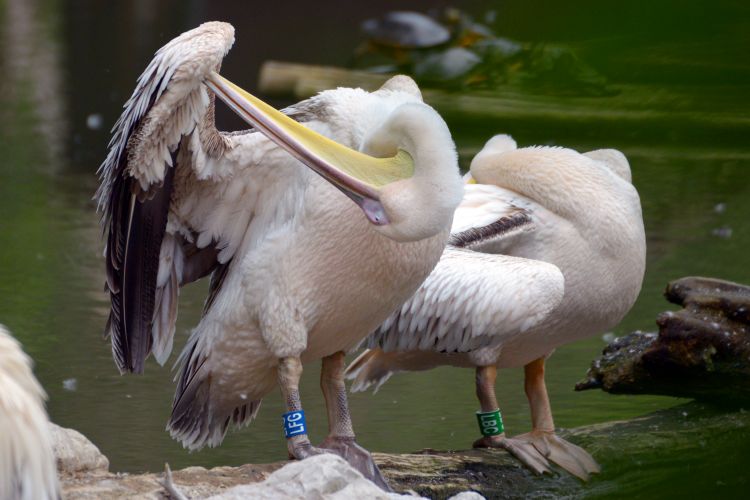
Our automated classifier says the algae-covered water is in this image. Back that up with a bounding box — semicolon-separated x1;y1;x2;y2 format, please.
1;0;748;497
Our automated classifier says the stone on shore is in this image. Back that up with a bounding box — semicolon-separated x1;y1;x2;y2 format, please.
50;422;109;474
206;454;419;499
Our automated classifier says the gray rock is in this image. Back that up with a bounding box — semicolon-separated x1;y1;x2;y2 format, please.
448;493;485;500
207;454;418;499
413;47;481;81
361;11;451;49
49;422;109;474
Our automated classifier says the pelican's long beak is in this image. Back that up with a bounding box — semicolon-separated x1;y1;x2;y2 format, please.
205;72;414;226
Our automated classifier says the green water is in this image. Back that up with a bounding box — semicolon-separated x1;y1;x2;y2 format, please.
1;0;748;497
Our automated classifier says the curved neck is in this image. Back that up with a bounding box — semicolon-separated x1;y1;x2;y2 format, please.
362;102;463;242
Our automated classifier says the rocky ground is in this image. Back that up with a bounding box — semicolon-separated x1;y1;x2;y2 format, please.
56;402;750;499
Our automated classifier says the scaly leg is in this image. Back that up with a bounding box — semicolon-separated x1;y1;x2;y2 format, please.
278;356;325;460
511;357;601;480
471;365;552;475
319;351;391;491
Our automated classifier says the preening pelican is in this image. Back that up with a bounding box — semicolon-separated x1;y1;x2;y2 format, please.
0;325;59;500
347;135;646;480
97;22;462;488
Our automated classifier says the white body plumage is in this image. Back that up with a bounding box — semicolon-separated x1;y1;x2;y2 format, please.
168;82;462;448
0;325;59;500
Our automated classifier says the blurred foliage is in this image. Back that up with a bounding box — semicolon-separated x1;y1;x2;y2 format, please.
354;8;615;96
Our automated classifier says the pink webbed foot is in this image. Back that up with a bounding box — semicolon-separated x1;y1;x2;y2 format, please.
507;430;600;481
473;434;553;476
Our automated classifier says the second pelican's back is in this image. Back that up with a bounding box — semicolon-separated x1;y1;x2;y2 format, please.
466;142;645;366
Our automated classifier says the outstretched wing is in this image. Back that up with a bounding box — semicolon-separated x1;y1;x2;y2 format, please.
96;22;235;374
366;247;564;354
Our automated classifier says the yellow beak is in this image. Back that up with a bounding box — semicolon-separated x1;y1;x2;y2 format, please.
205;72;414;226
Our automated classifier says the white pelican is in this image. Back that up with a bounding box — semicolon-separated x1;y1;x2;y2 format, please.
96;22;462;488
0;325;59;500
347;135;646;480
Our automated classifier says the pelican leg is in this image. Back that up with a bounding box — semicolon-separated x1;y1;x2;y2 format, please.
319;351;391;491
278;356;326;460
471;365;552;475
509;357;601;481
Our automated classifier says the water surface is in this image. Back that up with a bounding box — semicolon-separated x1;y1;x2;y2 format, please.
0;0;748;497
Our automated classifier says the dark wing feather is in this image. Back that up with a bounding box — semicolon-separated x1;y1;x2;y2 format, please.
449;210;533;250
103;144;176;373
203;259;232;315
121;160;175;372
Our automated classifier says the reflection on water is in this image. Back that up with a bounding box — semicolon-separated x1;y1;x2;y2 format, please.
1;0;67;169
1;0;748;496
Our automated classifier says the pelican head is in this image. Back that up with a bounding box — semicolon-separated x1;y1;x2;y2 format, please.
360;99;463;241
206;73;462;243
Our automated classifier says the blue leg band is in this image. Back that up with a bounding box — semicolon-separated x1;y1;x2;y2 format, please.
283;410;307;438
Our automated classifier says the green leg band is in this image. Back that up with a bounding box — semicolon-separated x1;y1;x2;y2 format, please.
476;409;504;436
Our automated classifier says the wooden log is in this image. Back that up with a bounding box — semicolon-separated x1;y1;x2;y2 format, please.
576;276;750;402
259;61;389;96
